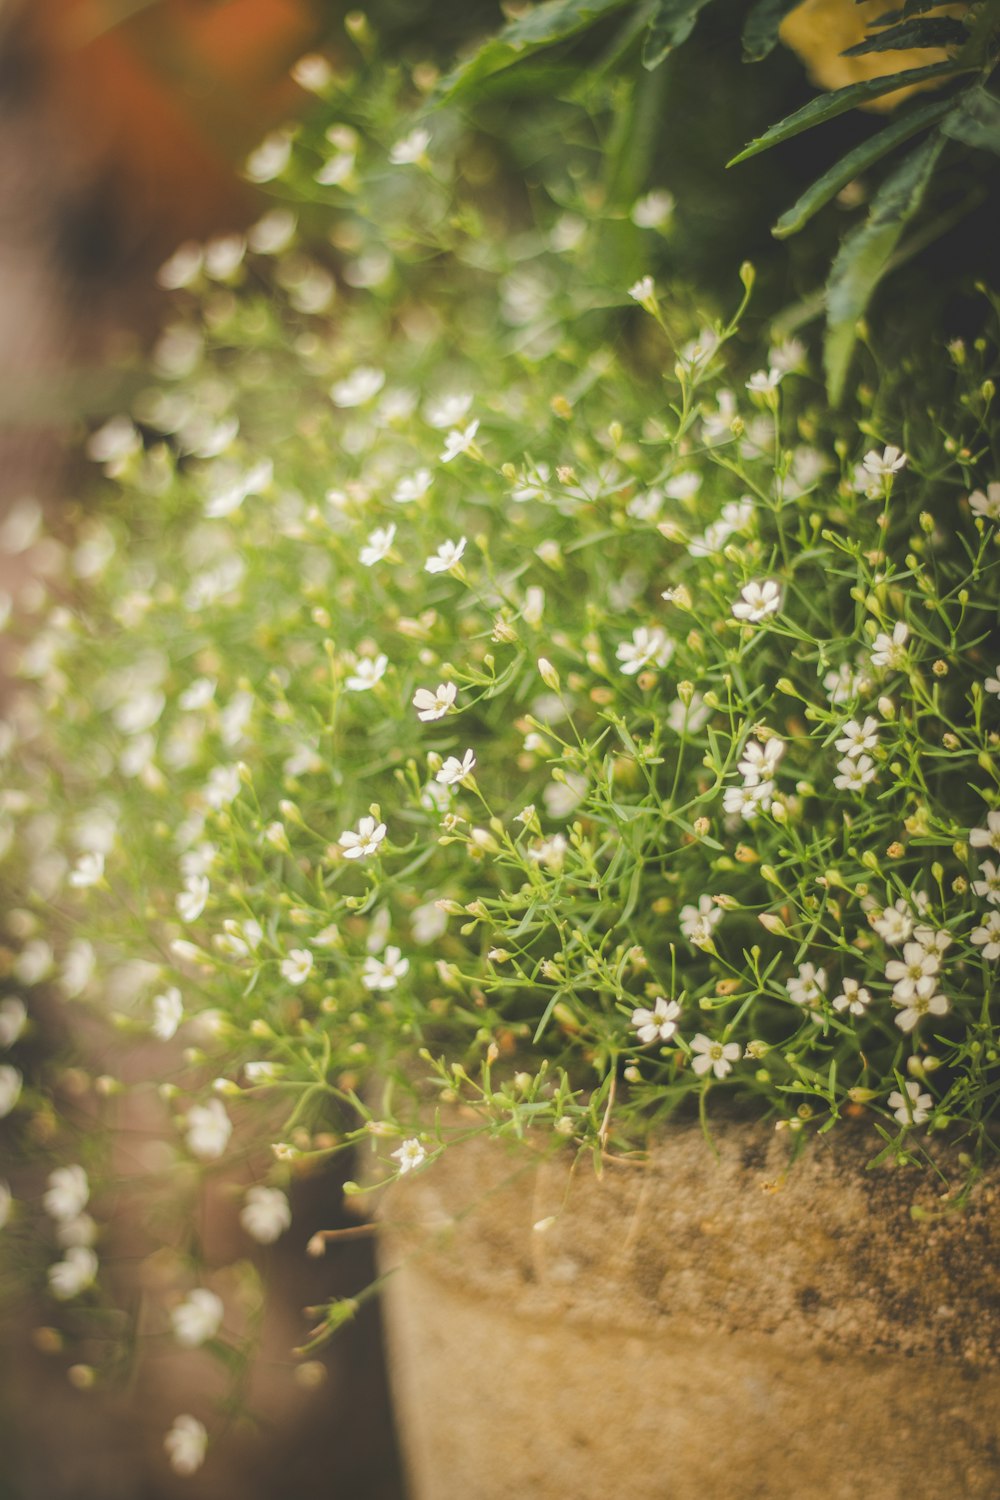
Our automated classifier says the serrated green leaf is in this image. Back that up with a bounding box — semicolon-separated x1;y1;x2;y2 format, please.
642;0;716;67
842;15;968;55
435;0;632;101
741;0;806;62
727;60;967;164
824;131;945;403
773;94;952;238
941;83;1000;156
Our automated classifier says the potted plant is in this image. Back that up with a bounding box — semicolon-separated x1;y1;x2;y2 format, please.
0;12;998;1494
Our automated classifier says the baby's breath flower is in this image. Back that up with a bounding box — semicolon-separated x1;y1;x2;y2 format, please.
360;524;396;566
679;895;722;948
732;578;782;623
412;683;457;722
971;911;1000;959
885;943;939;1000
44;1166;89;1221
164;1415;208;1477
68;851;105;889
436;750;476;786
631;996;681;1044
49;1245;98;1300
690;1033;740;1079
240;1185;291;1244
630;190;674;229
171;1289;224;1348
425;537;467;574
785;963;827;1010
389;127;431;165
0;999;26;1049
871;899;914;944
185;1100;233;1160
892;987;949;1033
393;468;432;504
392;1138;426;1174
833;754;877;792
362;947;409;991
627;275;656;309
832;979;872;1016
970;811;1000;852
440;421;479;462
863;445;907;479
280;949;314;986
738;736;783;786
616;625;673;675
871;622;909;672
835;717;880;758
151;988;184;1040
345;654;388;692
176;875;210;923
969;482;1000;523
331;368;385;408
888;1079;931;1126
0;1066;22;1119
972;861;1000;905
338;816;387;859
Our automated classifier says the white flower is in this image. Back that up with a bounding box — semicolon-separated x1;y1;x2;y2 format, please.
971;911;1000;960
338;815;387;858
389;127;431;165
690;1033;740;1079
832;979;872;1016
345;654;388;692
833;754;877;792
885;943;940;1000
165;1415;208;1477
835;717;880;758
0;998;27;1048
786;963;827;1008
292;53;333;92
360;524;396;567
871;622;909;672
44;1165;90;1221
911;925;951;958
679;895;722;948
436;749;476;786
330;367;385;408
983;666;1000;697
871;898;914;944
158;242;202;290
204;764;242;808
970;811;1000;852
185;1100;232;1160
616;625;673;675
425;392;473;429
280;949;314;986
0;1065;22;1119
888;1079;931;1126
425;536;467;574
315;151;355;187
893;988;949;1033
393;468;432;504
862;445;907;479
176;875;210;923
823;663;868;706
631;996;682;1044
745;368;783;395
631;190;674;229
391;1138;426;1174
68;851;105;888
240;1185;291;1244
49;1245;98;1300
682;328;722;373
969;482;1000;524
440;421;479;462
203;234;245;281
528;833;568;870
732;579;782;623
723;782;772;820
768;337;807;375
737;737;783;786
542;772;588;819
55;1214;97;1248
152;987;184;1040
171;1289;224;1348
627;275;656;306
972;860;1000;905
362;946;410;991
245;128;292;181
412;683;457;721
248;207;297;255
14;940;53;988
411;901;448;945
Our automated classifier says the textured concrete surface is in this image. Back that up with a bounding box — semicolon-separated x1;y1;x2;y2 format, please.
378;1122;1000;1500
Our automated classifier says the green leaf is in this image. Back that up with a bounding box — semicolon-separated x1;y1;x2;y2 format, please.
727;60;968;164
435;0;633;100
842;16;968;55
642;0;716;68
773;94;952;238
741;0;806;62
824;131;945;403
941;84;1000;156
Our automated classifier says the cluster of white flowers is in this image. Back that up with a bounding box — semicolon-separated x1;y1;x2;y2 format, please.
971;812;1000;959
832;715;879;794
724;731;783;821
44;1166;99;1299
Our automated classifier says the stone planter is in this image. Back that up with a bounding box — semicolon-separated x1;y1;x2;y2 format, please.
377;1123;999;1500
